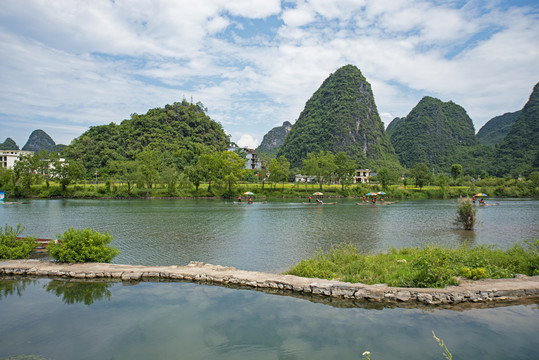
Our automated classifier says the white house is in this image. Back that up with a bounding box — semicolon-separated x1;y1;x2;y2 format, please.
354;169;371;183
228;146;262;170
0;150;34;169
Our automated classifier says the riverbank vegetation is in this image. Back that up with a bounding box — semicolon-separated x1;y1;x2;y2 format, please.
1;140;538;200
0;224;37;260
285;241;539;288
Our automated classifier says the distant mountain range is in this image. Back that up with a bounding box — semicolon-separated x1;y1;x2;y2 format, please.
2;69;537;177
259;65;537;176
0;129;61;152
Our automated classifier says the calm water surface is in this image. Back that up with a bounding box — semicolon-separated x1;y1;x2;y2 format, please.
0;278;537;360
1;198;538;272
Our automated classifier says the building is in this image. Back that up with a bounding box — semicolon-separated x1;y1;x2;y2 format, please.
228;146;262;170
295;174;317;183
354;169;371;183
0;150;34;169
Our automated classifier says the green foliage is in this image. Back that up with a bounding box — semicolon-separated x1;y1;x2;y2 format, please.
285;241;539;288
64;100;230;174
450;164;462;179
278;64;400;168
411;163;431;190
47;228;120;263
454;197;476;230
0;224;37;259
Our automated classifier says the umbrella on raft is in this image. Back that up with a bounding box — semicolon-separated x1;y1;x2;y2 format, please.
474;193;488;197
312;192;324;196
365;192;375;196
377;191;386;195
243;191;254;195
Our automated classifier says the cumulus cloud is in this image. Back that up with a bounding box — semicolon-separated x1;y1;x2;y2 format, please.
0;0;538;146
236;134;260;149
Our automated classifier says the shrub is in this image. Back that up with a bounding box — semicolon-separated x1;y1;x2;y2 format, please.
454;197;476;230
0;224;37;259
47;228;120;263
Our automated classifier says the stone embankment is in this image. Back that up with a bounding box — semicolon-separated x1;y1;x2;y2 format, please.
1;260;538;306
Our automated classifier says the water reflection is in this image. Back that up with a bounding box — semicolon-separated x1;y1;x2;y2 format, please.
45;280;112;306
0;278;37;299
0;279;537;360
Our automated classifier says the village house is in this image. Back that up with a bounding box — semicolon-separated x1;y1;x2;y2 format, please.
0;150;34;169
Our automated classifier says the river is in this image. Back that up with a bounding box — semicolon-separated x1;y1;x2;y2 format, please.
1;198;538;360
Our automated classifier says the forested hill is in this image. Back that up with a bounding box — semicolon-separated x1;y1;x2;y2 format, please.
22;129;57;152
277;64;399;169
256;121;292;156
64;100;230;172
492;82;539;176
0;137;19;150
387;96;477;169
477;111;520;147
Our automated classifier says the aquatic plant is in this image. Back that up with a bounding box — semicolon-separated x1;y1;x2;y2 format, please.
454;197;476;230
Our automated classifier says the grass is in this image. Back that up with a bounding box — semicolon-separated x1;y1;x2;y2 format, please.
284;240;539;288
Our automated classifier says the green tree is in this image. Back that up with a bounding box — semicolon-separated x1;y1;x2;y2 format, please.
375;167;398;191
219;151;245;195
268;155;290;189
136;149;162;194
411;163;431;191
450;164;462;180
334;152;357;191
302;151;336;191
12;153;37;190
53;159;85;191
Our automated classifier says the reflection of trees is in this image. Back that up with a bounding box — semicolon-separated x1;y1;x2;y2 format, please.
0;279;37;299
45;280;112;306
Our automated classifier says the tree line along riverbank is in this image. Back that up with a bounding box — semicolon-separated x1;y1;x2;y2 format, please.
1;176;538;200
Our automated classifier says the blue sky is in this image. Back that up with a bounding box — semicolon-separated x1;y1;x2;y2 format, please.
1;0;538;149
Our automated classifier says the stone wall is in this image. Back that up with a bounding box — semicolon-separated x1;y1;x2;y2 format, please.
1;260;538;306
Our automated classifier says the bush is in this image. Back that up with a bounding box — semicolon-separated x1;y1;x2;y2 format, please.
0;224;37;259
454;197;476;230
47;228;120;263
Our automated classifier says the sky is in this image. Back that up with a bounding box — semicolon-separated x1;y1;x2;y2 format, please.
1;0;538;149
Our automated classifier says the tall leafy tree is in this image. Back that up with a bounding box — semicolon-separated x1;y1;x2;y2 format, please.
136;149;162;193
302;151;336;191
53;159;85;191
450;164;462;180
219;151;245;195
411;163;432;191
334;151;357;191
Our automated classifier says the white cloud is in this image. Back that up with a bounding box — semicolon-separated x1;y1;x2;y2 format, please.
236;134;260;149
0;0;538;147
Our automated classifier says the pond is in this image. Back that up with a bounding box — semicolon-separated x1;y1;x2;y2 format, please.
0;278;538;360
1;198;538;272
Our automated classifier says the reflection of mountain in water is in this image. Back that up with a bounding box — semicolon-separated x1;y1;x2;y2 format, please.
45;280;112;306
